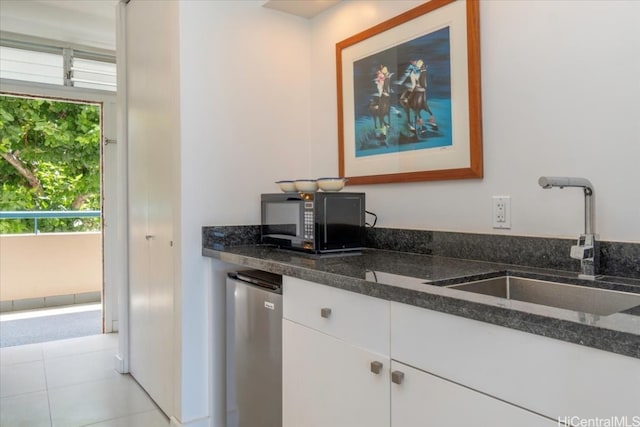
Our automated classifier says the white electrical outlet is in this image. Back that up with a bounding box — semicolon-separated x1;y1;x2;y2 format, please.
492;196;511;229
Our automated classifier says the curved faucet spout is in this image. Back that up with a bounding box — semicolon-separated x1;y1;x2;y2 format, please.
538;176;593;194
538;176;595;235
538;176;599;279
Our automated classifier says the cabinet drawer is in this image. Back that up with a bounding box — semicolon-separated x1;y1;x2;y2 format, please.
391;301;640;421
283;276;389;355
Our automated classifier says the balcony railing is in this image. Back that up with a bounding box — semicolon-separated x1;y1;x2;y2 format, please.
0;210;101;234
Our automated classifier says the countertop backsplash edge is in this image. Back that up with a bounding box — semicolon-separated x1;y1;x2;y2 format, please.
202;225;640;279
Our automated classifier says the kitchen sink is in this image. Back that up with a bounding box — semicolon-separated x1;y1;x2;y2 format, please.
447;276;640;316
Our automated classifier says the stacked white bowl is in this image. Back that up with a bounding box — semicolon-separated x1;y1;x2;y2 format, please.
275;177;348;192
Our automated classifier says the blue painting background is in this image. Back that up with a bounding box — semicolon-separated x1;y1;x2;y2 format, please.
352;26;452;157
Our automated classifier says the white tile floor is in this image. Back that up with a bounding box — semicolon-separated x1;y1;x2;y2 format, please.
0;333;170;427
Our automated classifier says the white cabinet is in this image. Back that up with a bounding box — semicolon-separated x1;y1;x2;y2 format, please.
391;301;640;422
125;0;179;415
283;278;640;426
391;361;555;426
283;277;390;427
283;320;389;427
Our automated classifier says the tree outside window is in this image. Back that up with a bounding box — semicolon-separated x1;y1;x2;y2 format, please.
0;95;101;234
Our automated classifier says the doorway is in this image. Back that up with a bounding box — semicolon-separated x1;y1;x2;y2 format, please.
0;85;119;345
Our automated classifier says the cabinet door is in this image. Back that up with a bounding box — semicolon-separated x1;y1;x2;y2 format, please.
283;319;389;427
391;302;640;420
126;0;177;415
391;361;555;427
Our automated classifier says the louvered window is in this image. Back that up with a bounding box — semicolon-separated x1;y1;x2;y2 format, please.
0;42;116;92
71;57;116;90
0;46;64;85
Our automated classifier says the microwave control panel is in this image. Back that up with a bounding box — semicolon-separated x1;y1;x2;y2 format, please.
303;202;314;240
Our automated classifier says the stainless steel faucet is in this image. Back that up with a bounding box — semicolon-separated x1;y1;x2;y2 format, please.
538;176;600;280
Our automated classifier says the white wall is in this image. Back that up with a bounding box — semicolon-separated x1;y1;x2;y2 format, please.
182;0;640;243
178;1;311;424
180;1;312;225
171;0;639;425
310;0;640;243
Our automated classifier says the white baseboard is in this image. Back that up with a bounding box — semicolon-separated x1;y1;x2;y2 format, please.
170;416;211;427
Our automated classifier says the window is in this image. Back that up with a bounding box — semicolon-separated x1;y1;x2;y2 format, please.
0;43;116;92
71;57;116;91
0;46;64;85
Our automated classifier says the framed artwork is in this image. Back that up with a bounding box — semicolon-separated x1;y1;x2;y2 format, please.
336;0;482;185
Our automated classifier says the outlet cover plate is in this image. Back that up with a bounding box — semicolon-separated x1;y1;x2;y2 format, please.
492;196;511;229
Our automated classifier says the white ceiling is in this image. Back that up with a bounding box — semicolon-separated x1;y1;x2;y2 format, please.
0;0;118;52
0;0;341;53
262;0;341;19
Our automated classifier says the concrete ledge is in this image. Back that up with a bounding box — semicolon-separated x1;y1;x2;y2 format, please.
0;291;101;313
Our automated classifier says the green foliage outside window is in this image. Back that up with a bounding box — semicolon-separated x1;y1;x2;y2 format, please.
0;95;101;234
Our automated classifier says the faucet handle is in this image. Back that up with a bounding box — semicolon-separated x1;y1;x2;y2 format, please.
570;244;593;260
570;234;595;260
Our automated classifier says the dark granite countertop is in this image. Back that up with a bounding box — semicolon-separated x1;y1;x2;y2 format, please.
202;245;640;359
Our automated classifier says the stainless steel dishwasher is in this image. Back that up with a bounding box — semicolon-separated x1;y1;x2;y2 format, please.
226;270;282;427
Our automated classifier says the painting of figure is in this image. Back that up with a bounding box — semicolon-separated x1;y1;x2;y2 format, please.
352;26;452;158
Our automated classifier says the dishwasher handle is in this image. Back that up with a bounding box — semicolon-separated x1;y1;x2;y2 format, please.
228;271;282;292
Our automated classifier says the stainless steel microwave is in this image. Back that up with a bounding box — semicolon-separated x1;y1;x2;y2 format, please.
261;192;365;253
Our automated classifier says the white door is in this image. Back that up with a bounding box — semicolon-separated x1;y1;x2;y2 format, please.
391;361;556;427
283;319;390;427
125;0;177;415
100;98;119;334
